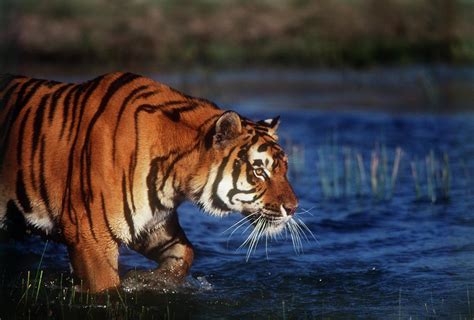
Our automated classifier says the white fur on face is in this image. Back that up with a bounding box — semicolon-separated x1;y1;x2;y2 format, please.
248;146;274;176
264;218;289;236
197;165;230;216
209;148;268;214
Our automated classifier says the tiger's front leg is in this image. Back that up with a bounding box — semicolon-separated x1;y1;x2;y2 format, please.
123;212;194;289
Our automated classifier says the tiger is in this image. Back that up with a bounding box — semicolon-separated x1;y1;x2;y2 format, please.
0;72;298;292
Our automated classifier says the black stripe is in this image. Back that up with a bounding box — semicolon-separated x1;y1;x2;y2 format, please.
240;189;267;204
130;99;193;201
16;170;32;213
158;153;186;191
130;89;160;103
38;136;52;214
67;83;88;141
135;101;189;114
60;85;79;138
128;152;136;211
257;141;277;152
82;73;140;201
112;85;149;163
226;158;256;204
61;75;104;238
32;94;50;155
1;80;34;136
15;79;38;107
162;103;197;122
30;94;51;191
0;82;20;165
122;174;135;239
157;140;201;193
147;157;168;213
204;124;216;150
48;83;74;124
210;146;236;212
0;82;19;114
1;80;44;148
44;80;61;88
16;108;31;164
80;73;140;235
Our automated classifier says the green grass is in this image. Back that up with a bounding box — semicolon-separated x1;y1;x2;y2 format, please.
0;240;161;319
411;150;451;203
5;270;167;320
313;143;404;201
285;138;457;203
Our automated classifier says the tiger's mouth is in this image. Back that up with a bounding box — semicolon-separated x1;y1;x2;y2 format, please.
242;209;292;234
232;207;314;261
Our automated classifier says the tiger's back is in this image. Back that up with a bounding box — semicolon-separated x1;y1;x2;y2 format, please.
0;72;221;241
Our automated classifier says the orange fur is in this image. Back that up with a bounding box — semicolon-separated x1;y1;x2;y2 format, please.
0;72;297;292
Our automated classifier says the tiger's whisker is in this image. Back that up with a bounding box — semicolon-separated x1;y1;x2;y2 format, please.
289;219;304;253
225;213;260;244
291;219;310;243
287;222;298;254
239;216;262;250
296;217;318;243
265;229;269;260
296;206;316;216
245;218;265;261
222;213;258;235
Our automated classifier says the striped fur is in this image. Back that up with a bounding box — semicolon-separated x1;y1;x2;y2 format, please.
0;72;298;292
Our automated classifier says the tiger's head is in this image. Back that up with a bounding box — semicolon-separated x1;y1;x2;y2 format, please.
191;111;298;236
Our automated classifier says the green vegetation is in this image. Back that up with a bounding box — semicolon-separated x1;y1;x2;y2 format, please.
285;140;457;203
411;150;451;203
313;143;404;200
1;0;473;70
0;240;156;319
4;270;172;319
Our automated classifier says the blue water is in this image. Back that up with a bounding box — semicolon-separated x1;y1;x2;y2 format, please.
1;74;474;319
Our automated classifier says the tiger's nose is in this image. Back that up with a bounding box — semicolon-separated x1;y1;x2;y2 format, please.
281;204;298;216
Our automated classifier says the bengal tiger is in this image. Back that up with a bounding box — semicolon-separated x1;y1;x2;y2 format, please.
0;72;298;292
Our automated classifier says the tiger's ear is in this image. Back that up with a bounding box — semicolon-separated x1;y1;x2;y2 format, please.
214;111;242;148
258;116;280;139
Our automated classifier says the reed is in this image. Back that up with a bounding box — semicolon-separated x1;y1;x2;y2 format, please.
317;148;332;199
290;137;453;203
283;137;306;180
315;143;403;200
381;144;389;198
442;153;451;199
410;150;451;203
344;147;353;197
331;144;340;198
11;268;158;319
411;160;422;200
356;152;366;196
370;150;380;198
390;147;403;197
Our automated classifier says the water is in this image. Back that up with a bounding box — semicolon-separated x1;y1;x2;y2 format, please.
1;69;474;319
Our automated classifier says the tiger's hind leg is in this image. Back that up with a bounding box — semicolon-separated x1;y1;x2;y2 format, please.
123;212;194;289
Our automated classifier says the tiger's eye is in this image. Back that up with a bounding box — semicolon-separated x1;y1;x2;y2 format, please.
254;168;264;176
